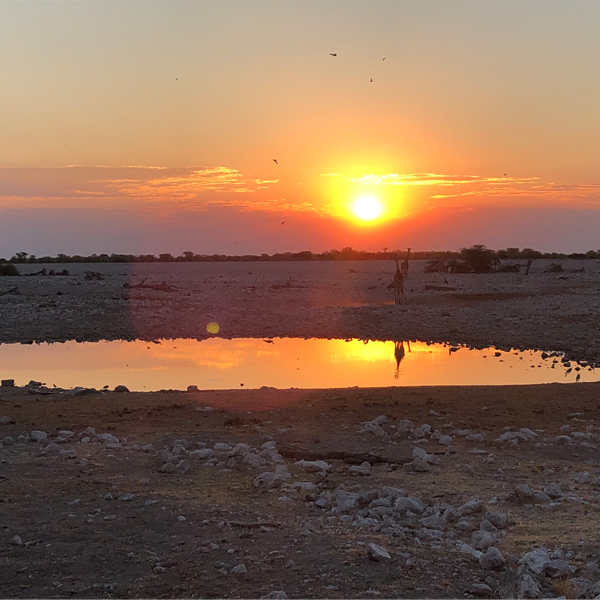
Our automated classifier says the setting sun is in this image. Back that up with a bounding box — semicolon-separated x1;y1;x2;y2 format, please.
353;196;382;221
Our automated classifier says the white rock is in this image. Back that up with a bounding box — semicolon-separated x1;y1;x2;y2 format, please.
214;442;232;451
176;459;190;474
412;447;428;460
291;481;316;491
42;443;62;455
120;493;134;502
30;430;47;442
189;448;214;459
295;459;331;472
59;449;77;459
367;543;391;562
456;541;483;561
0;416;11;424
471;530;497;550
253;472;283;490
333;490;361;513
518;547;551;575
229;443;252;457
231;563;247;574
349;461;371;475
10;535;23;546
244;453;267;468
456;498;484;517
412;459;432;472
480;546;505;570
360;422;386;437
438;435;453;446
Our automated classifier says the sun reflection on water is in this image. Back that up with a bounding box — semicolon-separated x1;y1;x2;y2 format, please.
0;338;595;392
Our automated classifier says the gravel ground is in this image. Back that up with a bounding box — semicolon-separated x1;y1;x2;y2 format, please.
2;382;600;598
2;259;600;363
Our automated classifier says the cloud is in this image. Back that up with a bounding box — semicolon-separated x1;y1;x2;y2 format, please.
323;171;600;208
0;165;280;208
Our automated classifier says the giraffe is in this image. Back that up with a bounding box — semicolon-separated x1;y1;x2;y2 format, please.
401;247;411;278
387;254;405;304
394;341;405;379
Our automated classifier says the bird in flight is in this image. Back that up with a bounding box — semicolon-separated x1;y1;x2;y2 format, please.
369;78;373;82
383;57;386;61
504;173;507;177
281;221;285;225
330;53;337;57
273;159;278;164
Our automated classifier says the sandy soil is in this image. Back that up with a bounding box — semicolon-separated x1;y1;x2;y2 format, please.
3;383;600;598
1;259;600;363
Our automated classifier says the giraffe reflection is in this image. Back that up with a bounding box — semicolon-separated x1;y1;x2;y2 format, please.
394;340;411;379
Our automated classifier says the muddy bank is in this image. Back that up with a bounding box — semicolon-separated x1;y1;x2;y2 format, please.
2;382;600;598
1;260;600;363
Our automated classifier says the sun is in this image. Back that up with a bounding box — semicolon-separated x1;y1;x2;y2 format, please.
353;196;382;221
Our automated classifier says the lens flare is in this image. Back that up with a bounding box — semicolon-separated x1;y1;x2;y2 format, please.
207;322;220;334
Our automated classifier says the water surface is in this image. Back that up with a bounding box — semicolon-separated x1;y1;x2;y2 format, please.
0;338;595;391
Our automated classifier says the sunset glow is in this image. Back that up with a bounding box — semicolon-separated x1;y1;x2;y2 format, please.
1;1;599;255
352;196;383;221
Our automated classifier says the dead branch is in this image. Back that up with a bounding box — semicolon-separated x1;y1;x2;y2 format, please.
226;521;283;528
0;286;20;296
277;444;411;465
123;278;178;292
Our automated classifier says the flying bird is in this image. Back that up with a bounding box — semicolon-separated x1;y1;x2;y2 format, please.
273;159;278;164
576;373;581;382
504;173;507;177
281;221;285;225
444;277;449;285
330;53;337;57
369;78;373;82
383;57;386;61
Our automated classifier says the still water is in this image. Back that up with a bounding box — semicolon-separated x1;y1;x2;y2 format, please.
0;338;596;391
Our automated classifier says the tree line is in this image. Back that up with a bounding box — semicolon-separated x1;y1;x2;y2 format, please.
1;247;599;265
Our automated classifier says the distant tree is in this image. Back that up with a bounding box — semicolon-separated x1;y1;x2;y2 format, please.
459;244;498;273
10;252;28;263
158;253;174;262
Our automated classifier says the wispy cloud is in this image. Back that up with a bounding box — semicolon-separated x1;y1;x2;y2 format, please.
322;171;538;186
0;165;279;208
323;171;600;208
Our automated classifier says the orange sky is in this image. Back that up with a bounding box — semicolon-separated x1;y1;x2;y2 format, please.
1;1;599;255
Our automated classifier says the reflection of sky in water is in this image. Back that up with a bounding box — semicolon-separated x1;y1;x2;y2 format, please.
0;338;596;392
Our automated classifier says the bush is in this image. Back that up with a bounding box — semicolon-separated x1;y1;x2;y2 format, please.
459;245;499;273
546;263;564;273
0;263;20;276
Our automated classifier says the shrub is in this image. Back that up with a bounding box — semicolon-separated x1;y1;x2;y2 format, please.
546;262;564;273
0;263;20;276
460;245;499;273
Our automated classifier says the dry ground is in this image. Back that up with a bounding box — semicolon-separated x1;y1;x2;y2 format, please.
2;383;600;598
1;260;600;363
